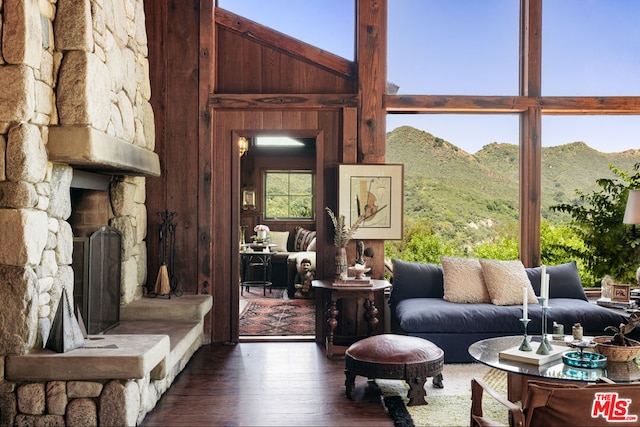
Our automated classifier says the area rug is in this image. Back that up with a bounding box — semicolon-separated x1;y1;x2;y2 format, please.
377;363;511;427
239;298;315;336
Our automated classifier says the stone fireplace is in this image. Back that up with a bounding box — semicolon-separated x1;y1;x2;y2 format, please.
0;1;205;425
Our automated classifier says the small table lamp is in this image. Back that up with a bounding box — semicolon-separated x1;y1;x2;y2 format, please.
623;189;640;285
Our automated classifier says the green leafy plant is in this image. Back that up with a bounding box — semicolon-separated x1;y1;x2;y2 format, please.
551;163;640;285
325;207;366;248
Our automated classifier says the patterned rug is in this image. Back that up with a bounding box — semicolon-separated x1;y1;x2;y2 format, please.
239;298;315;336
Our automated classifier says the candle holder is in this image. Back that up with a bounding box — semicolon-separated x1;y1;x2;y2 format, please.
519;318;532;351
536;298;553;355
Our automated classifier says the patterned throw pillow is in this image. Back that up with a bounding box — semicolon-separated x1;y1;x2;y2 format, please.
441;256;491;304
293;227;316;251
480;259;538;305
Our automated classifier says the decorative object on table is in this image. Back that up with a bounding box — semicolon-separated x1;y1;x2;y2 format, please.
601;275;614;299
552;321;565;340
518;318;532;351
612;283;632;302
536;265;552;355
355;240;365;265
498;341;565;365
572;322;584;340
252;224;270;243
337;164;404;239
561;340;606;368
593;312;640;361
325;207;367;280
348;264;371;280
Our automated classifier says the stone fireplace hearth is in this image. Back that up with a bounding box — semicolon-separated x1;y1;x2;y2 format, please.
0;1;211;426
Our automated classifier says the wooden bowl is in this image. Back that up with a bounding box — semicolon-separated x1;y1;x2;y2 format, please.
592;336;640;362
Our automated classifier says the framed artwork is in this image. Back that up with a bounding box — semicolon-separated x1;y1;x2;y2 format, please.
338;164;404;240
242;188;256;210
612;284;631;302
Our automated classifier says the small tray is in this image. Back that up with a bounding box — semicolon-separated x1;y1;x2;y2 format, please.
562;350;607;369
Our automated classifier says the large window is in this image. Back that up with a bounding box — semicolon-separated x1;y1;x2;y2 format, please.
264;171;315;220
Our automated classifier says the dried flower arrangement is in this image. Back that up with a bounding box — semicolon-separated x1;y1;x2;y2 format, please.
325;207;367;248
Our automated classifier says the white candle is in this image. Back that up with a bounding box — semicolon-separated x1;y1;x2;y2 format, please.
522;287;528;320
544;273;550;307
540;265;547;299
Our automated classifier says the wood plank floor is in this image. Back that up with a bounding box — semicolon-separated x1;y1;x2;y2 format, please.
141;341;395;426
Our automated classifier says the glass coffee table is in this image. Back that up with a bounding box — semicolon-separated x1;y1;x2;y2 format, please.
468;335;640;402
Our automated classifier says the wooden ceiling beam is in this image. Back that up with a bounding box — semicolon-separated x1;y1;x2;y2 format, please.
384;95;640;114
209;93;359;109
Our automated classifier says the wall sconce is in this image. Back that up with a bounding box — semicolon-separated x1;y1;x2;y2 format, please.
239;137;249;156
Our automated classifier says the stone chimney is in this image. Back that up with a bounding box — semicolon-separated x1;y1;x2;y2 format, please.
0;0;159;356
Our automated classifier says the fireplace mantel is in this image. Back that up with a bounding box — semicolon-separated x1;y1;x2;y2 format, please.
48;125;161;177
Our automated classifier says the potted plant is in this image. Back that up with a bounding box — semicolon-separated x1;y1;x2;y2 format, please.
593;312;640;361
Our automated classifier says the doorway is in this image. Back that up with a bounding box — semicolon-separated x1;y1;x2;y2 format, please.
233;130;324;341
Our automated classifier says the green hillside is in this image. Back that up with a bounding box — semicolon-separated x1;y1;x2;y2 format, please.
386;125;640;246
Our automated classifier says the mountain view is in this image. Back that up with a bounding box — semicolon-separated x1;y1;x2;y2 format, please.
386;125;640;248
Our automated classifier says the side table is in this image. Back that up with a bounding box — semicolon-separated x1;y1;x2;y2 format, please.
240;251;276;296
312;279;391;357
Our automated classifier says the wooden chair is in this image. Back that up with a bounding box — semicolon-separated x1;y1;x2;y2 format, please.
471;377;640;426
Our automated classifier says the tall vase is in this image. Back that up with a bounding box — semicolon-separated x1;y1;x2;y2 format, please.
334;246;348;280
239;226;246;247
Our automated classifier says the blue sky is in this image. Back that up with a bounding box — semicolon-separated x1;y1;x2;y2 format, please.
218;0;640;154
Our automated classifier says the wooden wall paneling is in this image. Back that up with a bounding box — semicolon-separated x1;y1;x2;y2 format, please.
261;47;281;91
242;36;263;92
164;2;201;295
216;28;242;92
143;0;167;294
198;0;214;343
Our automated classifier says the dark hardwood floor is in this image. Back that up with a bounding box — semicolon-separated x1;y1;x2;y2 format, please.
141;341;395;426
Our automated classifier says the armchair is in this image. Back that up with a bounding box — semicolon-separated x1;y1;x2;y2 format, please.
471;377;640;426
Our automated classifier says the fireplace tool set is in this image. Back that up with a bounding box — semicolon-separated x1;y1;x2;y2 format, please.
152;210;180;298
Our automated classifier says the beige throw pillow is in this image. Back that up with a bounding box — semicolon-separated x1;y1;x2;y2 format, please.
269;231;289;252
441;256;491;303
480;259;538;305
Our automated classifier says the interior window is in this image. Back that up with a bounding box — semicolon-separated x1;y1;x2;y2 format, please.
264;171;315;220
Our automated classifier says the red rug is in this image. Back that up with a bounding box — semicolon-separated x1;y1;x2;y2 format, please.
239;298;315;336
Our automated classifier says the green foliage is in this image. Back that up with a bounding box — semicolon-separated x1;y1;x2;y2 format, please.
551;163;640;285
385;220;458;263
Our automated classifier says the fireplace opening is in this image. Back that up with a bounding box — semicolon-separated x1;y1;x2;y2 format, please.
69;171;122;334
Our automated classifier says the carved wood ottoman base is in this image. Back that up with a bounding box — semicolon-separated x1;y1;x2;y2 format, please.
344;334;444;406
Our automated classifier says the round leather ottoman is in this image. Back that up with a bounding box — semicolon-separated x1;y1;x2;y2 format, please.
345;334;444;406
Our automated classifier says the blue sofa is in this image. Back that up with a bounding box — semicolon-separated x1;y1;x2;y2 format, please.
389;259;630;363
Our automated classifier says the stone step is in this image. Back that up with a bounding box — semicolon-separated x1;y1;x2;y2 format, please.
119;294;213;322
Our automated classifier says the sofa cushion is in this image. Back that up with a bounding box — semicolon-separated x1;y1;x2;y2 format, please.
390;259;444;306
293;227;316;251
306;237;316;251
269;231;290;252
480;259;538;305
441;257;491;304
526;261;588;301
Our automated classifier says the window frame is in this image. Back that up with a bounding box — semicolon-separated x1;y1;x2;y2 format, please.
263;169;316;220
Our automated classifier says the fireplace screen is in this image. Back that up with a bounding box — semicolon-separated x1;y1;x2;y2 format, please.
72;226;122;334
